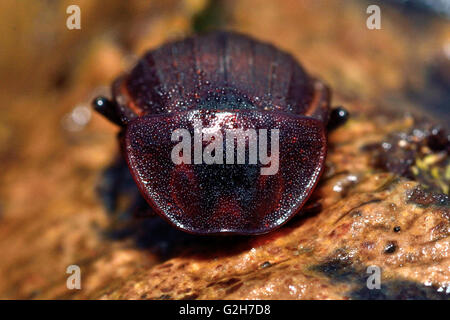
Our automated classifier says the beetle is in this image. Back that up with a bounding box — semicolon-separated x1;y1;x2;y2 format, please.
93;31;348;235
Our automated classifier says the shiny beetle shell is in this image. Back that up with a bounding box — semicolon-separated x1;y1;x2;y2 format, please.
93;31;332;235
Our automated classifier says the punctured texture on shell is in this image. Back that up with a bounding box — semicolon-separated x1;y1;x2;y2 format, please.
124;110;326;234
113;32;330;124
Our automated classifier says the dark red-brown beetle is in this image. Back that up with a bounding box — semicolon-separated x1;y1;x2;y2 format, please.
93;31;346;235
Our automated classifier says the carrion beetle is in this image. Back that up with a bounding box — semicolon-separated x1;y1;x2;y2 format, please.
93;31;347;235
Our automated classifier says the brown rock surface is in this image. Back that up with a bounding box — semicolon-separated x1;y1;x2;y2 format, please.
0;0;448;299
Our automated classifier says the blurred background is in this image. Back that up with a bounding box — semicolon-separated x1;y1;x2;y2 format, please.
0;0;448;299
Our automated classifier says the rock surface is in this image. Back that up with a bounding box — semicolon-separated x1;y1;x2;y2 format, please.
0;0;448;299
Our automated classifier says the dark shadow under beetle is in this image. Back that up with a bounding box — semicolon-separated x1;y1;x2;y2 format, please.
96;154;327;258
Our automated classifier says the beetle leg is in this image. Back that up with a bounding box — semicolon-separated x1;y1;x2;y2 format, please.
92;96;124;126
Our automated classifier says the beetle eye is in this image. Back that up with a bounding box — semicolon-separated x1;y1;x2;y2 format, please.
93;96;106;107
92;96;123;126
93;96;112;112
327;106;349;130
